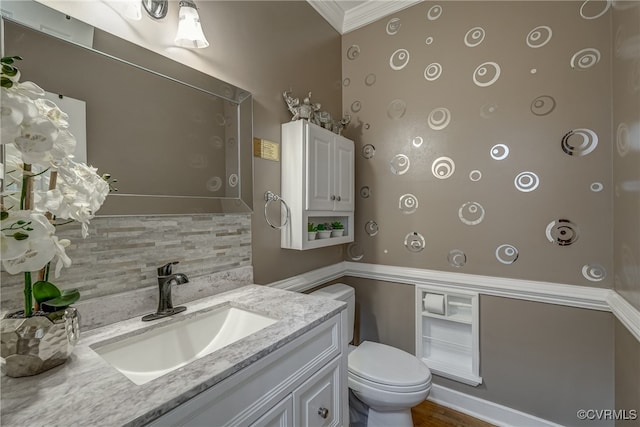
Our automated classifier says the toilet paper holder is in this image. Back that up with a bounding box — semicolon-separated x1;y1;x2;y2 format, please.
423;293;446;315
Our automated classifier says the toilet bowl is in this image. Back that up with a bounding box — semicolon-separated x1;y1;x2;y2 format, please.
311;284;432;427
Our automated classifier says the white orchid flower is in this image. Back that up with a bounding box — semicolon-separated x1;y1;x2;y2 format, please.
1;67;110;285
49;129;77;163
0;101;24;140
1;144;23;189
0;89;40;144
12;80;45;99
13;117;58;165
35;98;69;129
1;211;57;274
37;158;109;237
0;211;30;261
51;236;72;278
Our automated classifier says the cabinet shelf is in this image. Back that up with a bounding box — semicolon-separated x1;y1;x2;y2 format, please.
416;286;481;387
421;311;472;324
421;336;472;353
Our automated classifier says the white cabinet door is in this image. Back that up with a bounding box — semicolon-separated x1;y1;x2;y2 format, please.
333;137;354;212
251;395;293;427
306;124;354;212
306;124;334;211
294;358;341;427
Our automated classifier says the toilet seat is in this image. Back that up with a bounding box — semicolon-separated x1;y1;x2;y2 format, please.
348;341;432;393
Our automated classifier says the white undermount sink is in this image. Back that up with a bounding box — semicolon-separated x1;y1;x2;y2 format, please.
91;304;279;385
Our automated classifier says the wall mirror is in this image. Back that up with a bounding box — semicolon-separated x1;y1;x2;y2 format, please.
1;1;253;215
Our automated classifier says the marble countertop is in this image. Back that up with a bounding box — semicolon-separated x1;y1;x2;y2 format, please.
0;285;345;426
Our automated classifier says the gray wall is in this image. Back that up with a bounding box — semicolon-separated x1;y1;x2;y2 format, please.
615;320;640;427
338;277;615;427
1;1;344;303
341;1;613;287
612;0;640;312
611;3;640;422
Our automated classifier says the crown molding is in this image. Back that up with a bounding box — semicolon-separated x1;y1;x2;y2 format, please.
307;0;424;34
342;0;423;33
306;0;345;33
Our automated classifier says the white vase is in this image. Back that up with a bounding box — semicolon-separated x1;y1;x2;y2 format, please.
317;230;332;239
331;229;344;237
308;232;317;241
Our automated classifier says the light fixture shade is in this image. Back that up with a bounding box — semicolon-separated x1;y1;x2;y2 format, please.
121;0;142;20
174;1;209;49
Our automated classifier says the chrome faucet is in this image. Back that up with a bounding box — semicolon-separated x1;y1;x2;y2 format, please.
142;261;190;321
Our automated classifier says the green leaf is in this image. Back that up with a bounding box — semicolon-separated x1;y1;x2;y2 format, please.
12;232;29;241
2;64;17;76
33;281;61;304
41;289;80;312
1;56;22;64
0;211;8;221
1;77;14;88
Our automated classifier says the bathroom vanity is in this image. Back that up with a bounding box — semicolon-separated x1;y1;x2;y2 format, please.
0;286;348;426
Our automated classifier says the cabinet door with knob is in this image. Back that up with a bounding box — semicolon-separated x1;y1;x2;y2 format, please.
294;357;341;427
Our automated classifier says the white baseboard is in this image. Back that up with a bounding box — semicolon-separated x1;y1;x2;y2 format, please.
428;384;563;427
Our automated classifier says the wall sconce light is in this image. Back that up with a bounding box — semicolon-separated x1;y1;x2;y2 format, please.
174;0;209;49
142;0;169;20
121;0;209;49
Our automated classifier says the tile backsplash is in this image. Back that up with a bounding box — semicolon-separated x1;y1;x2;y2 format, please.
1;214;252;315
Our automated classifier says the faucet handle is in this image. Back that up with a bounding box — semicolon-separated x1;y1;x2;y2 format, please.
158;261;179;276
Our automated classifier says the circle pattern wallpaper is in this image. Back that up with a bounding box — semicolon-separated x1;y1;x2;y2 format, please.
342;1;613;285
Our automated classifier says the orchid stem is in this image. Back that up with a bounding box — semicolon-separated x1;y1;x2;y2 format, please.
24;272;32;317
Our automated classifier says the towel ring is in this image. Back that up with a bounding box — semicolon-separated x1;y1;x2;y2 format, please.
264;191;290;229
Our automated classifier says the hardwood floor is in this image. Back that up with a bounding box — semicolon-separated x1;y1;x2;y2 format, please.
412;400;495;427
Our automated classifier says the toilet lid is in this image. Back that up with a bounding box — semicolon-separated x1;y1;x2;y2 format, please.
348;341;431;389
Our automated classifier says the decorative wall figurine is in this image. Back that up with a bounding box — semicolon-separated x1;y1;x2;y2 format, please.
282;90;350;135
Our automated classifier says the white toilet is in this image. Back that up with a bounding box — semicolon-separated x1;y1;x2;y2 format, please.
311;283;432;427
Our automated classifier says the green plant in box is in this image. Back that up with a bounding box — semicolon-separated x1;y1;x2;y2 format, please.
330;221;344;230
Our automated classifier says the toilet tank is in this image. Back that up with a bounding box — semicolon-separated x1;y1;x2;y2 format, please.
310;283;355;343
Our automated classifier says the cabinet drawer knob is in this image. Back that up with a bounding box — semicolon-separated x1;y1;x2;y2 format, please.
336;196;341;201
331;195;336;200
318;407;329;419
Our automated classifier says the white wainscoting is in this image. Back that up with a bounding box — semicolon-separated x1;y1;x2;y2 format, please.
268;261;640;426
268;261;640;344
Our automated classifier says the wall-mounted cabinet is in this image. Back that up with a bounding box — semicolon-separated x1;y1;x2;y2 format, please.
281;120;354;250
415;285;482;387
